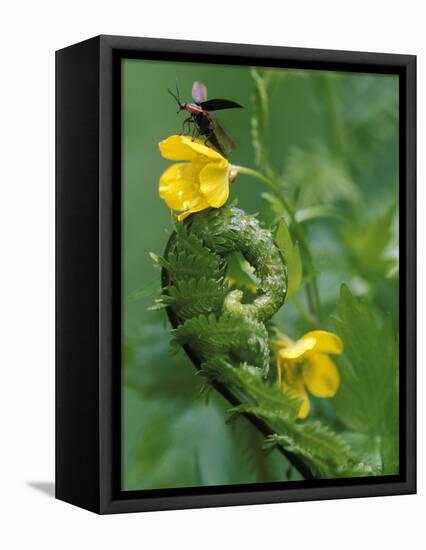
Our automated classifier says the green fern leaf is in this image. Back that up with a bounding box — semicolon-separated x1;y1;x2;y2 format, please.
163;277;227;319
173;314;270;371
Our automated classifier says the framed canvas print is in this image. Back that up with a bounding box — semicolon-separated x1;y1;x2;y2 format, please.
56;35;416;514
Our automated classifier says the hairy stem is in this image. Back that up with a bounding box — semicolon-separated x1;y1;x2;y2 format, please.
313;73;347;161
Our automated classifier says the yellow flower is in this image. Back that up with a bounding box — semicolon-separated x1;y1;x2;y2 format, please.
272;329;343;419
158;135;230;221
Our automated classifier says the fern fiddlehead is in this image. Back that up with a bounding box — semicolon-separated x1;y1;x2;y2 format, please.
162;205;287;373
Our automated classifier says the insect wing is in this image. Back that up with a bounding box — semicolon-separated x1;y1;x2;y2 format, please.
192;81;208;103
199;99;243;111
210;115;236;153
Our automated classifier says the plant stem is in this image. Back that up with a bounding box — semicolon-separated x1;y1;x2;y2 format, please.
233;165;321;322
313;73;347;160
232;165;279;194
292;295;317;328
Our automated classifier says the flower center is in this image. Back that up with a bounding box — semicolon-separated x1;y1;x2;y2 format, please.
283;359;306;384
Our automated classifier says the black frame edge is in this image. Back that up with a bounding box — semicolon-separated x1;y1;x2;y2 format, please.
103;480;415;515
55;36;102;513
402;54;417;495
100;34;415;67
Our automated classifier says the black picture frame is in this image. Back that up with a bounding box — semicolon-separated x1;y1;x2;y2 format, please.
56;35;416;514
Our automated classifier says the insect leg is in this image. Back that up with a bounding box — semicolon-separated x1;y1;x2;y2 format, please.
191;124;198;141
181;117;192;136
191;123;201;141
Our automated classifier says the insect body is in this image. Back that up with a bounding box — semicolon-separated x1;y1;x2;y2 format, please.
168;81;243;157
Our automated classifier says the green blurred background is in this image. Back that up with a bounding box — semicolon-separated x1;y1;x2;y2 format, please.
122;59;399;490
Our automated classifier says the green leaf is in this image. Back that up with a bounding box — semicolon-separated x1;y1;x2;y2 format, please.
284;145;359;208
127;278;160;303
340;203;397;285
295;205;343;223
226;251;259;293
274;218;302;300
332;284;399;474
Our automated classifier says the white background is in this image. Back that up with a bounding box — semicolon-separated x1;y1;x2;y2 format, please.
0;1;423;548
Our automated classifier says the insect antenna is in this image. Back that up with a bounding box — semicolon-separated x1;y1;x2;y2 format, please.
168;81;183;113
167;88;179;104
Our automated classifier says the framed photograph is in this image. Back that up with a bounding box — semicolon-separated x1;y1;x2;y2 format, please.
56;35;416;514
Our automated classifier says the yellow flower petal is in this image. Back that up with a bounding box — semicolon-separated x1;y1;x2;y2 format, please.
279;337;316;360
284;377;310;419
270;329;294;354
303;353;340;397
159;135;224;162
159;162;201;209
298;393;310;419
184;138;224;161
302;330;343;355
177;198;210;221
159;135;199;161
199;161;229;208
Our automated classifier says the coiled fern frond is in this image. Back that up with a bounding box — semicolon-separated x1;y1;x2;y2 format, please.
156;204;372;479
